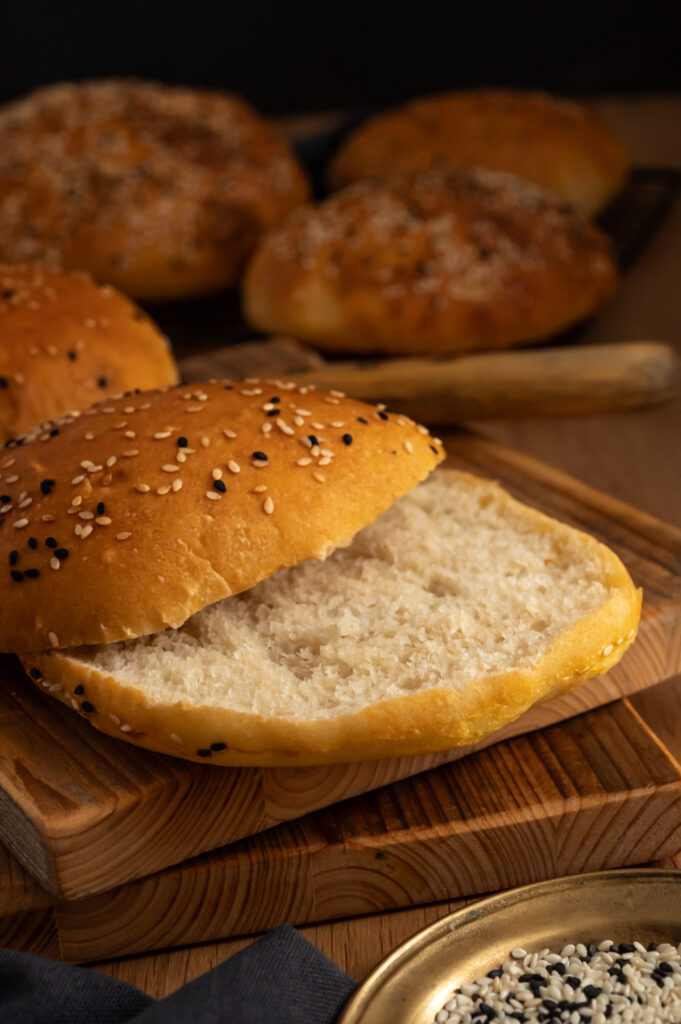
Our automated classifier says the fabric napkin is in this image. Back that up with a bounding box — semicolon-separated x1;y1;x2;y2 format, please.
0;925;357;1024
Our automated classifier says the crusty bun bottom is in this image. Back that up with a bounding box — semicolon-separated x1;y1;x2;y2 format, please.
24;470;641;767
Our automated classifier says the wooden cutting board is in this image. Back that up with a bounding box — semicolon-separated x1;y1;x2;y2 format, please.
2;695;681;963
1;425;681;902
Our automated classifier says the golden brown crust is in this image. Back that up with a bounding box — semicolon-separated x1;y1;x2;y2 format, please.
329;89;629;216
0;380;443;652
243;167;617;356
23;469;642;766
0;264;177;441
0;80;310;300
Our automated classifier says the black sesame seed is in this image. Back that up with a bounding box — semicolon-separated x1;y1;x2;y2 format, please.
0;377;7;389
648;942;658;952
74;685;84;695
97;376;108;388
266;408;280;416
67;350;78;361
342;433;353;445
214;479;226;493
29;667;41;680
54;548;69;559
357;417;368;424
40;478;55;495
429;444;438;454
97;502;105;514
587;943;597;957
177;436;188;447
618;944;635;954
252;451;268;461
658;961;674;974
210;742;227;751
0;495;10;503
196;748;212;758
81;701;95;713
549;963;566;976
224;384;233;390
542;1000;557;1010
9;549;17;565
583;986;602;1000
10;570;23;582
487;969;503;979
1;290;14;299
307;435;319;446
566;977;581;990
28;537;37;549
377;411;388;420
24;568;39;578
50;428;59;437
269;397;280;404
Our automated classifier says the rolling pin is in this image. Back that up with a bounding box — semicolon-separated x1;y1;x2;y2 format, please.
181;340;680;423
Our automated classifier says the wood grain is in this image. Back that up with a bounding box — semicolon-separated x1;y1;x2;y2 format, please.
2;435;681;901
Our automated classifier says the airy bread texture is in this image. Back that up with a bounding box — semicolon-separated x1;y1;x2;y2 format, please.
243;167;617;356
0;264;177;441
0;80;309;301
0;379;442;653
328;89;628;216
24;470;641;767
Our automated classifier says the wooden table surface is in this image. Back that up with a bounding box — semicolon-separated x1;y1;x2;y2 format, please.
85;94;681;998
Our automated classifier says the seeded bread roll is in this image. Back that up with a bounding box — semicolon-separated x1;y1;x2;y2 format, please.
328;89;628;216
0;80;309;301
23;470;640;766
0;379;443;653
243;167;617;356
0;264;177;442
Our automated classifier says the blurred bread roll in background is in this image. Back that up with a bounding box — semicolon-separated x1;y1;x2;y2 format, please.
243;167;617;356
0;80;309;301
0;264;177;441
329;89;628;216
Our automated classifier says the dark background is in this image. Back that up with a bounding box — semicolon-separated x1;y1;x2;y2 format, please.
0;0;679;114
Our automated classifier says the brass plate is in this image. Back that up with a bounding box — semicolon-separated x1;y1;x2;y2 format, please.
339;869;681;1024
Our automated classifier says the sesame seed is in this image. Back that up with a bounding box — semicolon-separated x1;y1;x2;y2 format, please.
10;570;22;582
124;430;136;439
13;518;28;529
96;517;112;525
176;451;187;463
206;491;222;501
263;497;274;514
48;632;59;648
603;644;614;656
172;479;183;492
17;497;32;509
120;724;132;733
313;472;326;483
72;495;83;507
97;502;105;514
201;436;211;447
223;429;237;439
162;464;180;473
106;456;117;468
78;510;94;520
185;405;202;412
135;483;150;493
156;486;171;495
296;458;312;466
261;423;272;434
42;514;55;522
80;525;93;538
404;440;414;453
40;478;55;494
170;734;183;745
50;557;60;570
122;450;139;458
117;532;131;540
253;484;267;493
276;419;295;435
45;537;57;548
214;479;227;493
227;460;240;474
154;431;171;439
177;436;188;447
212;468;223;480
294;416;305;427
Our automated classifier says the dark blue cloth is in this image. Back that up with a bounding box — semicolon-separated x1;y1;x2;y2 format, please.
0;926;357;1024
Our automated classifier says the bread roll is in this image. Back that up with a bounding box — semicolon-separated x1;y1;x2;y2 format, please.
0;379;443;652
24;470;640;766
0;80;309;301
243;167;617;356
329;89;628;216
0;264;177;441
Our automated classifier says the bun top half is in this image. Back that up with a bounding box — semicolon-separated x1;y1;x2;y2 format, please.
0;379;444;652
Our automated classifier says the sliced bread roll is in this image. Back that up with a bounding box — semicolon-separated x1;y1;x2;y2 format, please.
24;470;641;766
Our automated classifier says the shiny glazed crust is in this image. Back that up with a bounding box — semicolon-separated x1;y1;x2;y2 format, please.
0;80;309;300
23;470;641;767
328;89;628;216
0;379;443;651
243;167;617;356
0;264;177;441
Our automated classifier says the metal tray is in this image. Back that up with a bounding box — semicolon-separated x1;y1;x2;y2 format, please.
339;869;681;1023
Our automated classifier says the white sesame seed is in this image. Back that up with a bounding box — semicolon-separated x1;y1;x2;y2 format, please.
48;683;62;694
124;430;136;439
96;516;112;526
185;405;202;412
71;474;86;485
313;472;326;483
72;495;83;507
319;457;331;466
201;436;211;447
223;429;237;439
17;497;32;509
206;491;221;501
227;460;240;474
212;468;223;480
48;632;59;648
42;514;55;522
276;419;295;435
123;406;135;413
50;557;60;570
324;396;339;404
80;524;93;538
106;456;117;468
296;458;312;466
135;483;150;493
13;518;29;528
170;734;183;745
404;440;414;453
263;497;274;514
294;416;305;426
70;698;79;710
176;451;187;463
120;724;132;733
162;464;180;473
261;422;272;434
603;644;614;656
330;390;345;398
0;504;11;514
122;450;139;458
154;431;172;439
5;474;18;484
116;532;132;540
253;484;267;493
156;486;171;495
330;421;345;428
84;432;95;440
172;479;183;492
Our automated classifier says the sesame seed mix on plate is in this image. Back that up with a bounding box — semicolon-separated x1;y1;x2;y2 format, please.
435;941;681;1023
